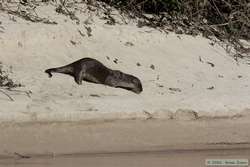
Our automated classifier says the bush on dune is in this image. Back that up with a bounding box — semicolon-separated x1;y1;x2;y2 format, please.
0;63;21;89
0;0;249;56
96;0;250;56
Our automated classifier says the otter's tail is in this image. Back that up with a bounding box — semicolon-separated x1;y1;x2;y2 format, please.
45;65;74;78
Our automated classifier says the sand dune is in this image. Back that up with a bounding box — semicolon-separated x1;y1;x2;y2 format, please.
0;4;250;123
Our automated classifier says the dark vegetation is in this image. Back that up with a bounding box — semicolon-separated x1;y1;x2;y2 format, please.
0;63;21;89
0;0;249;58
95;0;249;57
0;63;27;101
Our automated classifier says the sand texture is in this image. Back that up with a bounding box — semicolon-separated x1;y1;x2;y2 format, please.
0;3;250;123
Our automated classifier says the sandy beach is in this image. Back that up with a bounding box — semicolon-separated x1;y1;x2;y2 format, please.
0;4;250;122
0;1;250;166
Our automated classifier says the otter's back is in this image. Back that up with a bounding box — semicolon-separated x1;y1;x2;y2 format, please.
76;58;111;83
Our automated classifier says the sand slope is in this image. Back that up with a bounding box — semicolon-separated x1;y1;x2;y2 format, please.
0;4;250;123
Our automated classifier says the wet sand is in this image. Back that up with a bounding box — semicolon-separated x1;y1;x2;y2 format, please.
0;118;250;166
1;148;250;167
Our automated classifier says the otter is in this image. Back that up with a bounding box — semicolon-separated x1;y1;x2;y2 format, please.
45;58;143;94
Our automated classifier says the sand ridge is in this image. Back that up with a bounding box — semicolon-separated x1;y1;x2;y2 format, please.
0;4;250;123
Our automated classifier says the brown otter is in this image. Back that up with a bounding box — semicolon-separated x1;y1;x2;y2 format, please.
45;58;143;94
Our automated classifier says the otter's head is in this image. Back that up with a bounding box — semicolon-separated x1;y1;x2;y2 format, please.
130;77;143;94
112;71;143;94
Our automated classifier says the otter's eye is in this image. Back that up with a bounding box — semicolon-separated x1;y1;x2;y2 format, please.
133;79;138;84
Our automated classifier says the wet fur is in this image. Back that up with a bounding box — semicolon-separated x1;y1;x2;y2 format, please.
45;58;143;94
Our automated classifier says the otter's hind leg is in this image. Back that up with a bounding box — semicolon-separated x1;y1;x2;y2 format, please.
74;70;84;85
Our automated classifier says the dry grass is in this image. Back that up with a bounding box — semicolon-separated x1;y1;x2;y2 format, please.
92;0;249;59
0;63;21;89
0;0;249;57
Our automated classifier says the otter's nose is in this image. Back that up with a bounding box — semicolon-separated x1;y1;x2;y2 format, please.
133;87;143;94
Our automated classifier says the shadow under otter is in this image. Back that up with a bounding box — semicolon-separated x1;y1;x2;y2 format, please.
45;58;143;94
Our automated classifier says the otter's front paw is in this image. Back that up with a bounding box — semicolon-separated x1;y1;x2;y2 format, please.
48;73;52;78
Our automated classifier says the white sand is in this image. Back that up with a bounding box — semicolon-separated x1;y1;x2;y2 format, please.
0;4;250;123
